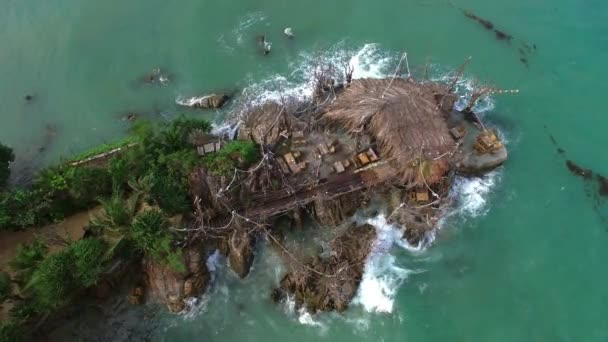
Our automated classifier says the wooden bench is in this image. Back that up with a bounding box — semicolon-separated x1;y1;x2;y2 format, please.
333;161;346;174
366;148;379;162
357;152;371;166
277;158;291;174
283;152;306;174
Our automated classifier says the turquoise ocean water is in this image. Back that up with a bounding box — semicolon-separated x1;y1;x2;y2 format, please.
2;0;608;340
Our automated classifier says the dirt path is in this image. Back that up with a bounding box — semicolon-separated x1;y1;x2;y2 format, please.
0;206;101;269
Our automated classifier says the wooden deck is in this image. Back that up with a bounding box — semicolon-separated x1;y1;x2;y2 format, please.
239;164;395;220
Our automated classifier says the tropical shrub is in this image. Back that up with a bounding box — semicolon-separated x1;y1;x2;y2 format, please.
92;195;136;233
0;142;14;189
0;189;52;229
0;271;10;301
203;140;259;176
29;250;76;311
131;210;185;272
150;171;191;216
68;238;107;287
28;238;107;311
0;321;22;342
9;238;48;284
64;167;112;205
107;156;130;195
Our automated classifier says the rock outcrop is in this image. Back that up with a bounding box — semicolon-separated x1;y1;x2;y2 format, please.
178;94;230;109
272;224;376;313
143;246;210;313
456;146;507;175
228;229;255;278
386;188;434;246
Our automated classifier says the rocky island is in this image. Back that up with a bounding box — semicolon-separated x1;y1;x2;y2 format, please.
0;59;508;340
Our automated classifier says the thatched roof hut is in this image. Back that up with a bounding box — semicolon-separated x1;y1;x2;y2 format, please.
241;103;295;145
322;78;457;185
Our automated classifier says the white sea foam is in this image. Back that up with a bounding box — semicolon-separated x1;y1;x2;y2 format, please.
211;121;239;140
206;249;221;273
348;43;394;79
282;295;328;332
232;11;267;45
237;42;396;116
297;308;326;330
450;172;500;219
352;215;414;314
175;94;214;107
431;68;496;114
181;250;222;320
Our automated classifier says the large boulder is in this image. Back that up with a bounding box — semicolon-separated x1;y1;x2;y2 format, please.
179;94;230;109
228;229;255;278
272;224;376;313
143;246;210;313
457;146;508;175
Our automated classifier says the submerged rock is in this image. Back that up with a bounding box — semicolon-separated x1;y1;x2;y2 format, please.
272;224;376;313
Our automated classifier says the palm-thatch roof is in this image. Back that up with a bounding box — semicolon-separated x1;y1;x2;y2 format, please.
321;78;457;185
241;103;295;145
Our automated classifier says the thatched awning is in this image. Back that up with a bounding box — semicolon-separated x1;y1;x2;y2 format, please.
322;78;457;185
242;103;293;145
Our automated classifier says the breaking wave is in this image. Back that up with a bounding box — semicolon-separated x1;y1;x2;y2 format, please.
181;250;222;320
352;214;416;314
175;94;214;107
451;172;500;219
237;42;396;113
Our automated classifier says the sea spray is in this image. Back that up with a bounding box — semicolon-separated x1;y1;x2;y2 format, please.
348;43;394;79
430;66;496;114
352;214;416;314
234;42;397;120
181;250;222;320
211;121;239;140
441;171;500;225
175;94;215;107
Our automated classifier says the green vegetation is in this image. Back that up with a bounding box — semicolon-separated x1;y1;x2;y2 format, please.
66;135;138;164
9;238;48;284
150;170;191;216
7;238;108;314
29;250;78;311
203;140;259;176
0;165;112;230
131;210;185;273
70;238;108;287
0;142;14;190
0;271;10;301
0;116;262;337
0;321;21;342
0;116;218;231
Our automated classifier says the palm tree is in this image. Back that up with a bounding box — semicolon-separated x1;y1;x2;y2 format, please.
128;174;153;205
187;128;208;147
